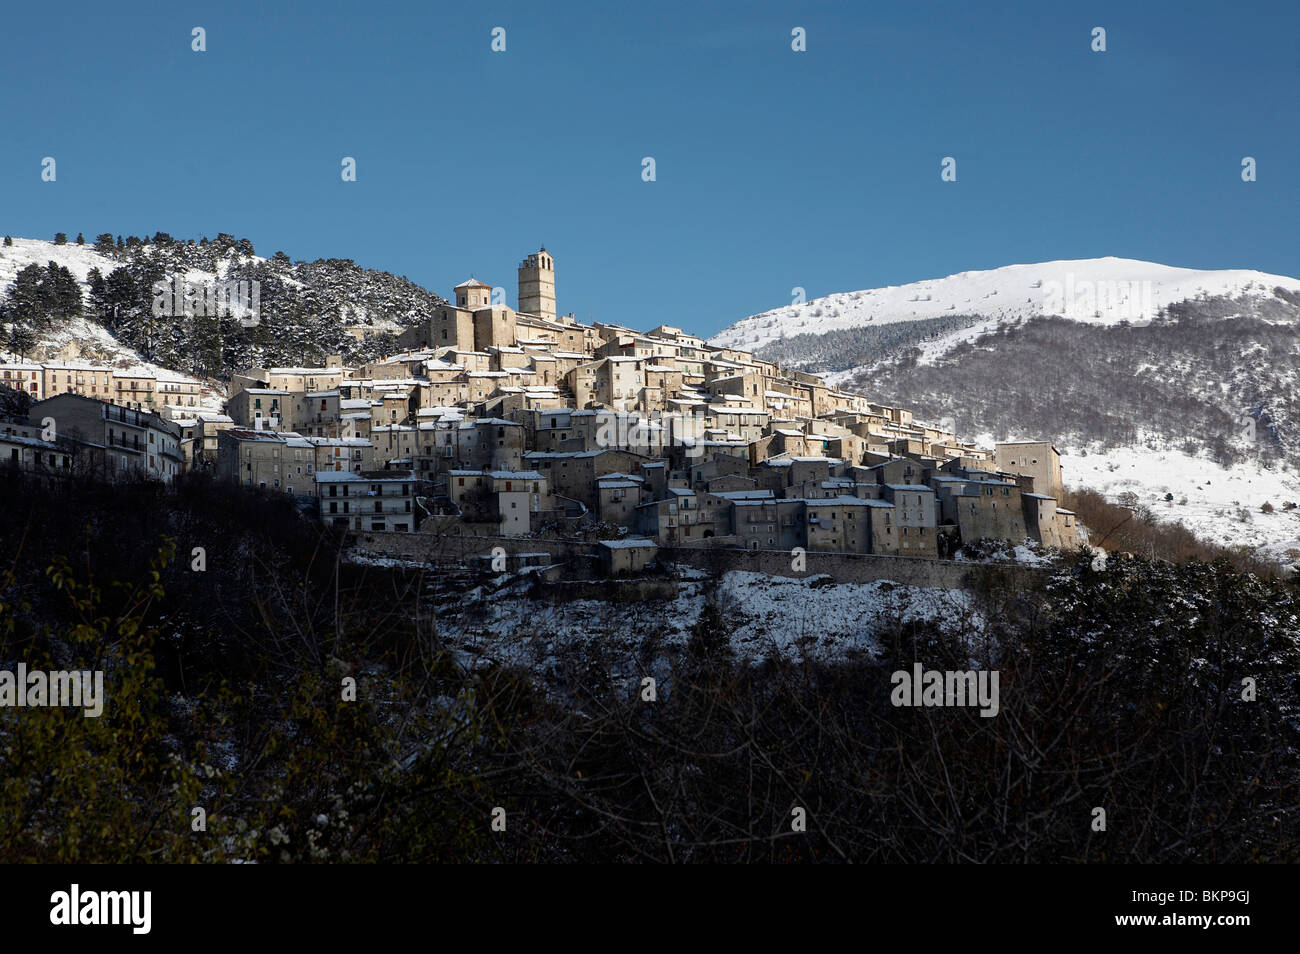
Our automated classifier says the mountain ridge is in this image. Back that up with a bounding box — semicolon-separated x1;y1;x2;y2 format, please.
711;256;1300;355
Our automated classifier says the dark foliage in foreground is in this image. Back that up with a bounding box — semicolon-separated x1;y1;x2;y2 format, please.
0;470;1296;862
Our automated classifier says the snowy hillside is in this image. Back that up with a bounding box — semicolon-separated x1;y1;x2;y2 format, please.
1060;445;1300;567
0;236;271;374
0;234;446;383
712;257;1300;353
0;238;230;400
0;237;128;290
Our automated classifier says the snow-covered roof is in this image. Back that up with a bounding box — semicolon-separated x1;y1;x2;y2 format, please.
317;471;401;483
449;469;545;480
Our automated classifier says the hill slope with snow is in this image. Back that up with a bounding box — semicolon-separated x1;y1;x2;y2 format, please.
712;257;1300;354
0;235;447;384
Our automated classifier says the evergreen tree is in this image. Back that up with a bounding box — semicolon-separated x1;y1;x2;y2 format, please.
2;236;11;247
44;261;82;322
101;267;140;330
7;265;48;327
86;268;107;319
54;232;67;245
94;233;115;255
75;233;85;246
3;318;37;362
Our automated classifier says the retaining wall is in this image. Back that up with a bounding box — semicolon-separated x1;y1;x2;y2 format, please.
354;532;1048;591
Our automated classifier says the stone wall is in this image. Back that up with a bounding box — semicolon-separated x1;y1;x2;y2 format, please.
355;530;599;566
354;532;1049;591
668;546;1044;590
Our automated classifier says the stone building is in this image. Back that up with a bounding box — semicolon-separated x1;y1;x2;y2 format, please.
995;441;1063;500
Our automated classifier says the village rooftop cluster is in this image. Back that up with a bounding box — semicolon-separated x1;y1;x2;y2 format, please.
1;249;1082;564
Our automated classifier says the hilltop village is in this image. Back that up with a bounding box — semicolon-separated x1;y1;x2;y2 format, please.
2;249;1082;565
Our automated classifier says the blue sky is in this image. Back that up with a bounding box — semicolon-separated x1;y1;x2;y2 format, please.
2;0;1296;337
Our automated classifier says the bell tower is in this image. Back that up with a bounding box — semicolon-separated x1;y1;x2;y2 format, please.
518;247;556;320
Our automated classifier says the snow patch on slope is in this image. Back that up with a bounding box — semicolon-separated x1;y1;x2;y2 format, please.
439;570;981;671
1062;444;1300;568
0;237;267;292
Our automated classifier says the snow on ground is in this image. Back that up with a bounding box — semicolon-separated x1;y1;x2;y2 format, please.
346;551;436;571
0;237;120;291
1062;444;1300;567
712;257;1300;353
440;570;982;672
952;542;1055;566
0;236;271;291
715;572;981;658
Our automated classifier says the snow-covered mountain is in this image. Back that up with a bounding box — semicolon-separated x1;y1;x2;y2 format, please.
713;257;1300;569
712;257;1300;353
